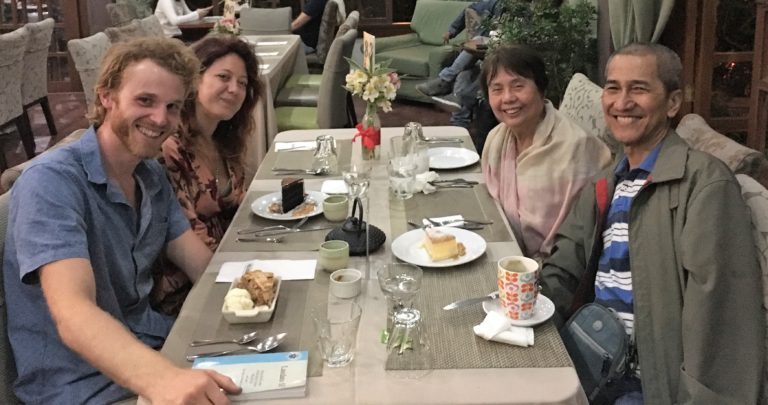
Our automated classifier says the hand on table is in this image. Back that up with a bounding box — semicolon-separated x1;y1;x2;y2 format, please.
146;368;241;405
197;6;213;18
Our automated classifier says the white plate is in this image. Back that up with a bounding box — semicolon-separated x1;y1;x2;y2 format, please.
428;147;480;169
482;294;556;327
250;191;326;220
391;227;487;268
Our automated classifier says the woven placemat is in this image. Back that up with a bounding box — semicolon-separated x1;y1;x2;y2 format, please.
217;191;340;253
386;261;572;370
255;139;353;180
402;187;512;243
186;276;325;377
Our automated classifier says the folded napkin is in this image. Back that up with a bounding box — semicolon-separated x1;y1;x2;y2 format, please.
411;171;439;194
422;215;464;227
257;41;287;46
216;259;317;283
321;179;348;195
274;141;315;152
255;51;279;57
258;64;270;70
474;311;534;347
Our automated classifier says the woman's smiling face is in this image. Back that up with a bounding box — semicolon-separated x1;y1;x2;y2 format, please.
487;68;546;137
196;53;248;124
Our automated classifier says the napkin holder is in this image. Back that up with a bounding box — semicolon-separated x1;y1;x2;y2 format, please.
325;197;385;256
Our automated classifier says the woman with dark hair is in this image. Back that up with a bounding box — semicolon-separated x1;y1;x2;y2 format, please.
152;35;262;314
480;45;611;259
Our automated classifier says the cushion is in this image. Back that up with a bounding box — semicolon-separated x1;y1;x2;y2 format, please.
275;85;320;107
285;74;322;88
238;7;292;35
410;0;471;46
275;106;318;131
677;113;768;187
104;19;144;43
559;73;621;156
377;44;434;77
106;3;135;27
735;173;768;403
138;15;164;37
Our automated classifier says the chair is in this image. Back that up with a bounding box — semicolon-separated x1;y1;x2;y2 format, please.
138;15;165;37
0;191;21;404
275;28;357;130
67;32;111;109
305;0;338;67
21;19;57;143
238;7;292;36
735;174;768;403
106;3;137;27
0;26;35;169
104;18;145;43
374;0;472;101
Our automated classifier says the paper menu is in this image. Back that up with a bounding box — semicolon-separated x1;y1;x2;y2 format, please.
216;259;316;282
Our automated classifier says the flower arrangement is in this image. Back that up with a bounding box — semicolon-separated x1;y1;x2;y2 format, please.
211;16;241;36
344;57;401;159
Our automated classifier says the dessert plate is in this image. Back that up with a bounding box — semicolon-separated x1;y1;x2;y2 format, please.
391;227;486;268
428;147;480;170
250;191;326;220
482;294;556;327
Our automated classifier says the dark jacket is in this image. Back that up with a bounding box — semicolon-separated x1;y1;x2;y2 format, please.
448;0;501;38
541;130;764;404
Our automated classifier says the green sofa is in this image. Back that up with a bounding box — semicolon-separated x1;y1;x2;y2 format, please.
375;0;473;102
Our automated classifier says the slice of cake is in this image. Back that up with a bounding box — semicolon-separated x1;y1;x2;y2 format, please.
281;177;304;213
423;228;459;261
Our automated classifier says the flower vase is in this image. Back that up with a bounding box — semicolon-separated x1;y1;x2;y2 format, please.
361;104;381;160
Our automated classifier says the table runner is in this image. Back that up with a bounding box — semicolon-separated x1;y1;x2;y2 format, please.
386;261;572;370
400;187;512;243
217;191;340;252
254;139;353;180
184;271;328;377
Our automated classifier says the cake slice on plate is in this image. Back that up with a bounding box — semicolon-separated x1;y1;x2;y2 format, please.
423;228;459;261
281;177;304;213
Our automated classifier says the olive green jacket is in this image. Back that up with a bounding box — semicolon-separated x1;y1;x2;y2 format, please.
541;130;764;404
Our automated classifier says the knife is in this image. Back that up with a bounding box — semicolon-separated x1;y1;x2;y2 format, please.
236;225;334;241
442;292;500;310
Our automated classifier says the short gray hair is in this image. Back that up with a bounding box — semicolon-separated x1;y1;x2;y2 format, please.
606;43;682;94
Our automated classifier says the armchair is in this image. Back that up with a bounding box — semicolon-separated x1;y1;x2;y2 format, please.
375;0;472;101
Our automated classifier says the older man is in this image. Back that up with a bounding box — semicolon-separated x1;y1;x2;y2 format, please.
4;37;240;404
540;43;763;403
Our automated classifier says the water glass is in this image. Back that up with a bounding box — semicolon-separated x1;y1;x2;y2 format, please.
312;134;338;174
377;263;422;332
312;301;362;368
341;162;371;199
389;137;416;199
386;307;432;375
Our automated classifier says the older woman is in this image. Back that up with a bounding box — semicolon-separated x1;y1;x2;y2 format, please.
152;36;261;314
481;45;611;259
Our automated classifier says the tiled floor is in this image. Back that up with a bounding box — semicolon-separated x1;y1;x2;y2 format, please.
2;91;456;174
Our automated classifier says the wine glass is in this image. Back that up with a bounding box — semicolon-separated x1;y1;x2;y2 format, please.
341;162;371;199
377;263;423;332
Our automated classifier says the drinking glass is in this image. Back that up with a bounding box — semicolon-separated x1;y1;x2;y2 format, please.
386;307;433;376
388;137;416;199
341;162;371;199
312;301;363;368
377;263;423;332
312;134;338;174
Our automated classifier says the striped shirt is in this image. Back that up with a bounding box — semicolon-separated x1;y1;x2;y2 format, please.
595;144;662;338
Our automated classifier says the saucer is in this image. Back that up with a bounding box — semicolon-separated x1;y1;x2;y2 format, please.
482;294;555;327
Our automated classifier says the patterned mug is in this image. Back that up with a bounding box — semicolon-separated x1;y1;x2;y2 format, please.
497;256;540;320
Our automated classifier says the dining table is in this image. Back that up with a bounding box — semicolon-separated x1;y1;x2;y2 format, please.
156;126;588;404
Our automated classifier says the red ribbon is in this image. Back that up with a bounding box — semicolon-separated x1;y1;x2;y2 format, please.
353;123;380;150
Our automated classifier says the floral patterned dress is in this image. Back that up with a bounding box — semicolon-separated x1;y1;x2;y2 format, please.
151;135;246;315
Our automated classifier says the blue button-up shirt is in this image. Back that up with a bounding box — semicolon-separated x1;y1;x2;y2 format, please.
3;127;190;404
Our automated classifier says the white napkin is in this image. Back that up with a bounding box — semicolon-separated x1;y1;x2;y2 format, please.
256;41;287;46
411;171;439;194
258;64;270;70
473;311;534;347
216;259;317;283
422;215;464;227
255;51;279;56
321;179;348;195
274;141;315;152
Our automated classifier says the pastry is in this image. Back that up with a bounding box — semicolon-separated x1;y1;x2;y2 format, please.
281;177;304;213
423;228;460;261
236;270;276;306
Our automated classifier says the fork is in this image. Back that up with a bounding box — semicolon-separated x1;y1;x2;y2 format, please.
421;218;485;230
425;217;492;227
271;167;329;175
238;217;308;235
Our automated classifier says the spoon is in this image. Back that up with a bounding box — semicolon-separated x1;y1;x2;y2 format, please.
271;167;329;175
189;331;260;347
236;236;284;243
186;333;287;361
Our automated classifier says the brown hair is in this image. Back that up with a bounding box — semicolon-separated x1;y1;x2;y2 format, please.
181;35;262;167
87;37;200;125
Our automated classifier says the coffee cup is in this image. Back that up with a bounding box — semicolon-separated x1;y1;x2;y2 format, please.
497;256;539;320
319;240;350;272
329;268;362;298
323;195;349;222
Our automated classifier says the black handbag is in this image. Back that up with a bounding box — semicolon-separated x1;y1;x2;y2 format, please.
560;303;630;403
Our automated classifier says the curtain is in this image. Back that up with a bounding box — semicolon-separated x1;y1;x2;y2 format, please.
608;0;675;49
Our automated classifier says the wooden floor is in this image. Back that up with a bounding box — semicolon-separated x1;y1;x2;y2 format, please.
2;93;454;174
